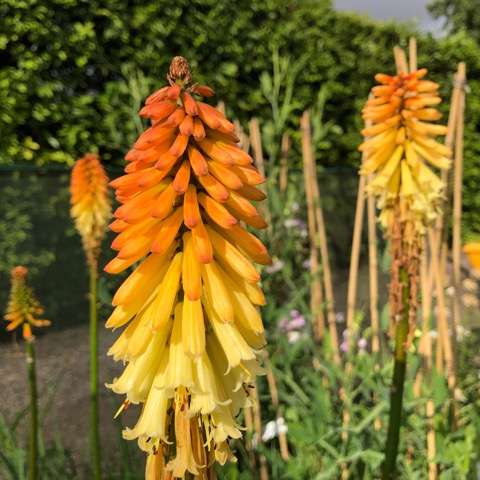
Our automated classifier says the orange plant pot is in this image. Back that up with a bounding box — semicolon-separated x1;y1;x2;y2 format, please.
463;242;480;269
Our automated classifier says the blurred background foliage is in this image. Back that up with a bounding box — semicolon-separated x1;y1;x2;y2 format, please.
1;0;480;235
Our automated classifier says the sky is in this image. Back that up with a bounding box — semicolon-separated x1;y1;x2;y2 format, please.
333;0;446;33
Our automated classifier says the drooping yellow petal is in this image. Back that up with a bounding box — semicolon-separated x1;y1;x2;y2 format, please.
150;252;183;331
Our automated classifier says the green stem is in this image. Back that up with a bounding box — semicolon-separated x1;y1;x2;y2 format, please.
382;267;410;479
26;337;38;480
89;260;101;480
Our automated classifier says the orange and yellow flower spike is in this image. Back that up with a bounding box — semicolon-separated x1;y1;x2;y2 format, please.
4;266;50;340
70;153;112;266
105;57;270;479
359;68;451;235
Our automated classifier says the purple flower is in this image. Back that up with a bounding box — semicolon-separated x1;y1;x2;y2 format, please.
357;338;368;355
357;338;368;350
265;260;283;274
286;316;306;331
342;329;349;339
290;309;301;319
284;218;304;228
277;317;288;331
291;202;300;213
302;258;312;269
335;312;345;323
340;341;349;353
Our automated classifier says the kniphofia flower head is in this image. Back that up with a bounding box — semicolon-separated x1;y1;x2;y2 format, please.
70;153;112;266
4;266;50;340
105;57;270;479
359;68;451;236
359;65;452;340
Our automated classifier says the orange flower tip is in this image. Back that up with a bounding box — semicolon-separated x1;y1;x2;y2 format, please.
167;83;181;100
23;324;33;340
11;266;28;277
199;253;214;264
182;92;198;116
414;68;428;78
145;86;169;105
104;258;129;274
173;185;187;195
255;253;272;266
253;217;269;229
184;218;198;229
374;73;395;84
185;292;201;302
138;106;149;117
194;85;215;97
220;121;236;134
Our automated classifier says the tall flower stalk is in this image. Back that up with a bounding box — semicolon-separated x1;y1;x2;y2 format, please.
4;266;51;480
70;153;112;480
105;57;270;479
359;67;451;478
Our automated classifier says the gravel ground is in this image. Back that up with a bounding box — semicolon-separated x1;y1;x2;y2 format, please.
0;322;144;478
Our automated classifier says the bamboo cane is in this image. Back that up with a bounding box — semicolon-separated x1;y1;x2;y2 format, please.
408;38;417;74
216;101;226;116
248;118;266;182
394;46;408;74
366;174;380;355
263;352;290;461
251;382;269;480
248;118;271;229
451;62;467;359
366;169;382;430
244;407;257;468
428;229;455;390
345;175;366;332
302;111;339;362
279;134;291;198
437;64;467;377
301;111;326;341
234;120;250;154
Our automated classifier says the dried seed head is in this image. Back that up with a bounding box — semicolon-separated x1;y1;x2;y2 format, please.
168;56;192;85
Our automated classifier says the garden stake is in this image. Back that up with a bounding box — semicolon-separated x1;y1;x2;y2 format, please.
251;381;269;480
249;118;272;230
452;63;467;365
70;153;112;480
4;266;51;480
346;163;366;334
301;111;326;341
235;119;250;154
303;108;346;478
279;133;291;197
367;172;380;355
428;230;456;389
433;63;467;384
263;351;290;460
244;407;257;468
408;38;417;75
302;111;339;360
364;109;382;430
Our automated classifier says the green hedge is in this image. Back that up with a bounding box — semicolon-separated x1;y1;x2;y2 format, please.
1;0;479;235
